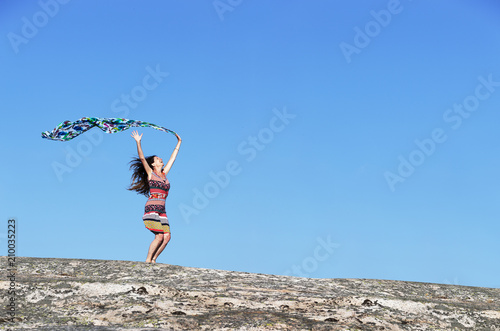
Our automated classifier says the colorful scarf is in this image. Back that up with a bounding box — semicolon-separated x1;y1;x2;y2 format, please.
41;117;177;141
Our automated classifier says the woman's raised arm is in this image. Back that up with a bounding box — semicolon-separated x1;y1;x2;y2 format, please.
162;133;182;176
131;130;152;177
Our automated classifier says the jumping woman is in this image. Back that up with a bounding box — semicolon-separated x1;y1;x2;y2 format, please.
129;130;182;263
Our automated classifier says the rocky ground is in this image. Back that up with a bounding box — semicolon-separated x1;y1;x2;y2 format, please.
0;257;499;330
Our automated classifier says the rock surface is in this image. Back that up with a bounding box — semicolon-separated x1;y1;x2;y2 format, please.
1;257;499;330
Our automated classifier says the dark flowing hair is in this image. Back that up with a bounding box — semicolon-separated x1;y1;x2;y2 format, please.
128;155;156;196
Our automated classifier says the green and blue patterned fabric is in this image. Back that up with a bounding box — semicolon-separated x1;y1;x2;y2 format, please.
42;117;177;141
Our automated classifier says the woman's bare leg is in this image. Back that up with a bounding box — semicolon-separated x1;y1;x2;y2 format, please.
146;233;164;263
151;232;171;262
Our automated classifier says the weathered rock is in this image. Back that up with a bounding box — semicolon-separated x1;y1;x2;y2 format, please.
1;257;499;330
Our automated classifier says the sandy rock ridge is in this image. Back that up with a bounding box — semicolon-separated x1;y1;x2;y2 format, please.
1;257;499;330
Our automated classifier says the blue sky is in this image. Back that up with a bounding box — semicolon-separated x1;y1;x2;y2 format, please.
1;0;499;288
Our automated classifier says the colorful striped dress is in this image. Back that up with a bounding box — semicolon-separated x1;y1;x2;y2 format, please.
143;171;170;233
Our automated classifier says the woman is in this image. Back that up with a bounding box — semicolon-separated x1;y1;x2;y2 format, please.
129;130;181;263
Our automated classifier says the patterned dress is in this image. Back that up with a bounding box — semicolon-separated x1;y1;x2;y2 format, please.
143;171;170;233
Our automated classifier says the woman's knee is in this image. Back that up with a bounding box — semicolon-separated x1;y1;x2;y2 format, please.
163;232;171;243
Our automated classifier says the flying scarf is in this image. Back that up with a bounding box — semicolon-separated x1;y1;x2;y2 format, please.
41;117;177;141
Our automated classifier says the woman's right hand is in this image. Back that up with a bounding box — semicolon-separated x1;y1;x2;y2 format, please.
131;130;143;143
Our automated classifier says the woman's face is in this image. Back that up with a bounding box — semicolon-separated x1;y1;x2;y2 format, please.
153;156;163;168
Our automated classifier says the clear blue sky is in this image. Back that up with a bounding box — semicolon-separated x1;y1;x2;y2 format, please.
1;0;499;288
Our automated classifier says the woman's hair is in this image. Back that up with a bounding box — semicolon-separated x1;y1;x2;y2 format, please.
128;155;156;196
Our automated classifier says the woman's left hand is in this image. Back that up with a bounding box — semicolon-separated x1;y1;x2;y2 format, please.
131;130;143;142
